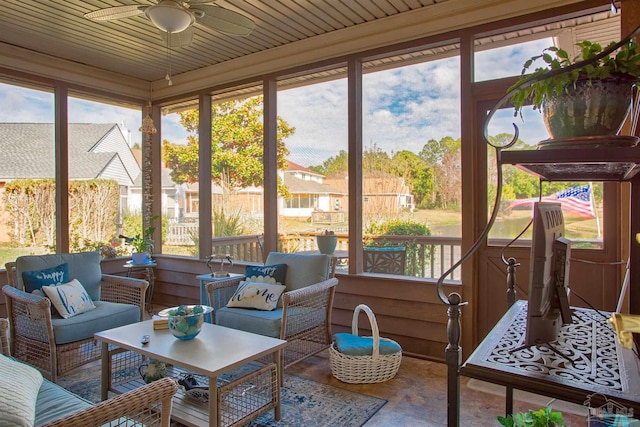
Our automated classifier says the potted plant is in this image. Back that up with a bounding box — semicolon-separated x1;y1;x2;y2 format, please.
121;216;157;264
509;36;640;141
497;406;566;427
316;229;338;255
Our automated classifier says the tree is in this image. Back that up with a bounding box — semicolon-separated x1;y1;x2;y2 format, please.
309;149;348;178
419;137;461;209
163;96;294;199
363;143;391;173
390;150;433;207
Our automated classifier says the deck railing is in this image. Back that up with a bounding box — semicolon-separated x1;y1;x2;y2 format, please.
210;232;463;280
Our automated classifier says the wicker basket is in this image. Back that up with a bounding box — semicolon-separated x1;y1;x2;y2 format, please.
329;304;402;383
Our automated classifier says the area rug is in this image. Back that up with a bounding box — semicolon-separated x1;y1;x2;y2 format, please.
57;364;386;427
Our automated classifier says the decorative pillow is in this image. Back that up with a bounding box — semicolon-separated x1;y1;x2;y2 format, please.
226;281;286;311
42;279;96;319
245;264;287;286
21;263;69;296
0;354;43;427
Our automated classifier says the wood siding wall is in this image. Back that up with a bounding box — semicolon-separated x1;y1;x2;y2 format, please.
102;255;460;361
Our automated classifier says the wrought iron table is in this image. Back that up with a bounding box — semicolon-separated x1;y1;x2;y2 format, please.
460;300;640;416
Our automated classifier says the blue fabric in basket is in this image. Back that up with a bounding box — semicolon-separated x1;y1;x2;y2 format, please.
333;332;401;356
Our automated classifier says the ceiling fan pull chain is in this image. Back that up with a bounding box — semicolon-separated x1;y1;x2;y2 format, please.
166;32;173;86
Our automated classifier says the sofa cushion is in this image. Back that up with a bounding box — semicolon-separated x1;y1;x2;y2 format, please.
265;252;331;291
333;332;402;356
0;354;44;427
226;281;286;311
51;301;139;344
245;264;287;285
34;379;91;427
17;252;103;300
216;307;282;338
22;263;69;296
42;279;96;319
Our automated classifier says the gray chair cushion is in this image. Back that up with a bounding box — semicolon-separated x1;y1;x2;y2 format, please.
51;301;139;344
34;380;91;427
16;252;103;300
264;252;330;291
216;307;282;338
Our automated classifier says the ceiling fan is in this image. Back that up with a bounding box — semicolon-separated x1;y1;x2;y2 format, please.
84;0;255;47
85;1;255;85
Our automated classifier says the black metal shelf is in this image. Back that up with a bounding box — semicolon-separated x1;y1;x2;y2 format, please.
500;147;640;182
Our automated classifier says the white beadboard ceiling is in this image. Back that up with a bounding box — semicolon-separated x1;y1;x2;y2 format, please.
0;0;623;88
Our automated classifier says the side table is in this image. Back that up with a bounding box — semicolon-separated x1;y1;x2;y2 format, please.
124;260;157;314
197;273;244;323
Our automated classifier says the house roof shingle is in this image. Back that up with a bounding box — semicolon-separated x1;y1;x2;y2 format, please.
0;123;121;180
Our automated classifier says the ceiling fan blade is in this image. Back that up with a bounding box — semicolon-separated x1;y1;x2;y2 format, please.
193;5;255;36
84;5;147;21
160;27;194;47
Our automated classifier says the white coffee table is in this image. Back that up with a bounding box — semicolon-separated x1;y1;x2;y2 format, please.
95;320;286;427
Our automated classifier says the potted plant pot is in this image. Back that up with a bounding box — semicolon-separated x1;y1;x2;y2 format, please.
316;232;338;255
131;252;149;264
509;38;640;146
543;73;636;140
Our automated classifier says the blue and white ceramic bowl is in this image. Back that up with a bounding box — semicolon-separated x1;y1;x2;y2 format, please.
158;305;213;340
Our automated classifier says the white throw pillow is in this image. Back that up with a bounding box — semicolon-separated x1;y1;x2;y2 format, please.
226;281;286;311
42;278;96;319
0;354;43;427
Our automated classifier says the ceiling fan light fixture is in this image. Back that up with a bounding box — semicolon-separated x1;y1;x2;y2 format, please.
145;2;194;33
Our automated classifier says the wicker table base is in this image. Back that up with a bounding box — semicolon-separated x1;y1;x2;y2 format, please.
95;320;286;427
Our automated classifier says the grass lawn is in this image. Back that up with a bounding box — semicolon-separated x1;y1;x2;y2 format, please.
0;245;46;269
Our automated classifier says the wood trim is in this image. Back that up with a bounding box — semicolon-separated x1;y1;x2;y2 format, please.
0;42;148;99
459;29;476;357
347;59;363;274
55;85;69;252
263;79;277;255
198;94;213;259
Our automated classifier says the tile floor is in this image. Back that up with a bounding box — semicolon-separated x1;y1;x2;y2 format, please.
147;305;588;426
287;350;588;426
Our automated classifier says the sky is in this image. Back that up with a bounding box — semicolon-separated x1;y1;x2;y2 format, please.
0;38;552;168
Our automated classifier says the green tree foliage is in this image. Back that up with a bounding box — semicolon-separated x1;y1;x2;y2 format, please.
389;151;433;207
309;149;348;178
365;218;430;236
363;143;391;173
162;96;294;198
419;136;461;209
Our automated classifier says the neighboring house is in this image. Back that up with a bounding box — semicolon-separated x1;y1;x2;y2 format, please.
325;171;414;216
0;123;141;242
279;161;345;222
146;160;345;225
128;156;184;220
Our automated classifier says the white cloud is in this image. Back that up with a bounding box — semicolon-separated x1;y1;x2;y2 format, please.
0;37;556;167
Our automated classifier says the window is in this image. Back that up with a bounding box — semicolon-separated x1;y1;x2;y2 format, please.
277;70;348;258
362;46;461;278
0;81;54;265
161;88;266;261
161;106;199;257
68;93;141;256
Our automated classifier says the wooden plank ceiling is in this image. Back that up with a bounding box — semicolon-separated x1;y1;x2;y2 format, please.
0;0;451;82
0;1;623;82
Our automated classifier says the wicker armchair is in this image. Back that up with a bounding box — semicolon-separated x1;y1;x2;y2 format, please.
0;318;177;427
206;252;338;369
5;261;17;286
2;252;148;382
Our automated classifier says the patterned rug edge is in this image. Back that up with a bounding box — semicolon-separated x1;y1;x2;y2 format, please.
57;365;387;427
